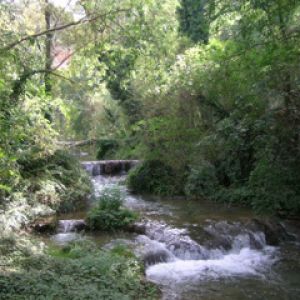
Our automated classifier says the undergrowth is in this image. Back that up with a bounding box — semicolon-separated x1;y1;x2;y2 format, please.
127;160;180;196
18;150;92;213
0;232;158;300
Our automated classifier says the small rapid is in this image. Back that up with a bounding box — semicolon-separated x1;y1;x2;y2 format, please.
132;219;277;288
146;248;275;282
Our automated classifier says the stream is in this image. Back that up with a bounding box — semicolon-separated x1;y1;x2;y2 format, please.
49;161;300;300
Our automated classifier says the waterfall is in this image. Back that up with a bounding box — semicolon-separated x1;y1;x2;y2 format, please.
51;220;86;245
81;160;140;176
57;220;86;233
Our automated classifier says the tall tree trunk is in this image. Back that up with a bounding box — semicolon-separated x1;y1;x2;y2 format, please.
45;0;53;95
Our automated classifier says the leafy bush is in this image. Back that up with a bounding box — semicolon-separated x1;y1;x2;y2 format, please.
184;161;256;206
96;139;119;159
86;187;137;231
249;159;300;215
0;234;158;300
214;186;254;206
18;150;92;212
127;160;180;196
184;162;219;198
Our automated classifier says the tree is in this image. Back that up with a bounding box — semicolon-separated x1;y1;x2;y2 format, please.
177;0;210;43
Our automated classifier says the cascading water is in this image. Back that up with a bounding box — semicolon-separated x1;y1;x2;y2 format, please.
50;160;300;300
57;220;86;233
140;220;277;285
51;220;86;245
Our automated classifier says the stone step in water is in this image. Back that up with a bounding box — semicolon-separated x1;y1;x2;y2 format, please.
81;160;140;176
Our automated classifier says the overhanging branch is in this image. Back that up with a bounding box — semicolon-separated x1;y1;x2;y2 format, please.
2;8;130;52
57;139;100;147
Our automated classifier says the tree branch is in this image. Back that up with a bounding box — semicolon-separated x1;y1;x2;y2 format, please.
57;139;100;147
51;72;75;83
2;9;130;51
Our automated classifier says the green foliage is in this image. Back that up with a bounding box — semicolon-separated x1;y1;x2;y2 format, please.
177;0;210;43
249;158;300;215
122;0;300;216
86;187;137;231
17;150;92;213
96;139;119;159
109;244;136;259
1;0;300;222
99;46;138;103
0;234;158;300
185;162;219;198
127;160;180;196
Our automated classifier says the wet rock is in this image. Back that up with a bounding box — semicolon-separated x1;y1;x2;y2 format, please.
124;161;132;172
126;222;147;234
82;160;140;176
104;161;121;175
248;232;265;250
143;249;172;267
169;240;208;260
31;216;57;233
202;221;253;250
139;220;213;260
248;219;291;246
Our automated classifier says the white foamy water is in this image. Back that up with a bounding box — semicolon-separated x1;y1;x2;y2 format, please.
92;175;127;197
146;246;276;284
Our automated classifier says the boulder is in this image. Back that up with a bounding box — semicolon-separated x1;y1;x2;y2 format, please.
248;218;293;246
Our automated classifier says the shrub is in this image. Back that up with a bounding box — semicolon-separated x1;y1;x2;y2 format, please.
0;234;158;300
214;186;254;206
96;139;119;159
18;150;92;213
86;187;137;231
127;160;179;196
249;159;300;215
184;162;256;206
184;162;219;198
